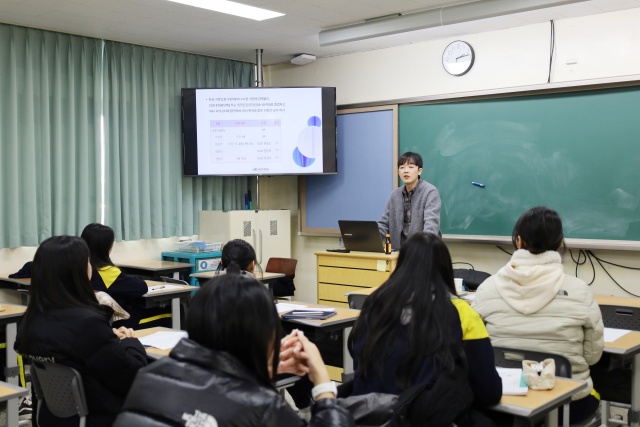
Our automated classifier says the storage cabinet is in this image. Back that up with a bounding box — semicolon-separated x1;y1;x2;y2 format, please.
315;251;398;307
161;250;222;287
199;210;291;266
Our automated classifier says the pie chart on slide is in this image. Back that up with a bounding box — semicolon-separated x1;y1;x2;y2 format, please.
293;116;322;167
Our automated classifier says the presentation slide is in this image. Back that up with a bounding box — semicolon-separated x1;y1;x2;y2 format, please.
195;88;324;175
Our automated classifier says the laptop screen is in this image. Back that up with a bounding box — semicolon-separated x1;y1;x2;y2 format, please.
338;220;384;253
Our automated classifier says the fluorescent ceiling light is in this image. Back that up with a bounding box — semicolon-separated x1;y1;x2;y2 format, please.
319;0;589;46
166;0;284;21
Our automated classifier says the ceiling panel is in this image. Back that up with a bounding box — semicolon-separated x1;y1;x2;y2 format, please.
0;0;638;65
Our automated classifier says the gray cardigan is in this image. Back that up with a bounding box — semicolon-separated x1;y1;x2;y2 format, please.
378;179;441;249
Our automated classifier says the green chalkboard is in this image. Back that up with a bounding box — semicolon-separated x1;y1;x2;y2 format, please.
399;86;640;243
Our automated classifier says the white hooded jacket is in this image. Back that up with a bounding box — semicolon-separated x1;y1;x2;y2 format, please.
472;249;604;400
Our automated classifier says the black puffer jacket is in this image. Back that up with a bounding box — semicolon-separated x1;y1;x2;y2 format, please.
114;338;355;427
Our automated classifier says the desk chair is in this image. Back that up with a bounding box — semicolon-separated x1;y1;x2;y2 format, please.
596;305;640;426
30;362;88;427
265;257;297;300
347;293;367;310
493;347;598;427
601;305;640;330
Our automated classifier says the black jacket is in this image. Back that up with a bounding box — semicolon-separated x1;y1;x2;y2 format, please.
114;338;355;427
90;265;171;328
15;306;148;427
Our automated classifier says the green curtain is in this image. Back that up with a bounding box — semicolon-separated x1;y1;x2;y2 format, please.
102;42;255;241
0;24;102;247
0;23;254;247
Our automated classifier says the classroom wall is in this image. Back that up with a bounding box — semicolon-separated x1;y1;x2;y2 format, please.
260;7;640;303
2;8;639;305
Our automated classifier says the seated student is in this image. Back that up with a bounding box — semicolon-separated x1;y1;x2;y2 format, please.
348;232;502;425
81;223;171;328
114;273;354;427
472;206;604;425
15;236;148;427
218;238;263;278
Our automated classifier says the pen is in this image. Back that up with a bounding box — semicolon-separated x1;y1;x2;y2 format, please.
151;286;165;291
472;182;485;188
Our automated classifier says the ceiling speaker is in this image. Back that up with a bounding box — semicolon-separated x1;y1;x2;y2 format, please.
290;54;316;65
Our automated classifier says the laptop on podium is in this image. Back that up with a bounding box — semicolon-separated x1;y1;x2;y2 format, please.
338;220;385;253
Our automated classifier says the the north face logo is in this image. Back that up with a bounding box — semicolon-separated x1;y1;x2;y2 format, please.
182;410;218;427
557;290;568;296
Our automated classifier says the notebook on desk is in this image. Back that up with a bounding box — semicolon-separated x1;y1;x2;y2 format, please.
338;220;384;253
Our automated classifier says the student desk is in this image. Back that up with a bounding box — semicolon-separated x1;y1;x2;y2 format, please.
0;381;27;401
135;326;301;391
0;381;28;427
190;271;285;295
144;281;193;330
315;251;398;307
595;295;640;427
491;378;587;427
117;260;193;280
135;326;176;359
0;277;30;305
280;301;360;382
0;304;27;427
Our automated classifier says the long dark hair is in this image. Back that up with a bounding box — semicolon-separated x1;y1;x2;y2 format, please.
18;236;100;354
186;274;282;388
80;223;115;268
512;206;564;254
220;239;260;274
350;232;459;390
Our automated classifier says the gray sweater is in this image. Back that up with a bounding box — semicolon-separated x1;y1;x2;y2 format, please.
378;179;441;249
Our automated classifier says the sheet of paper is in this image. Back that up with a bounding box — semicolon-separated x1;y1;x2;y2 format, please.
496;367;528;395
376;260;386;272
148;284;184;292
604;327;631;343
276;303;308;314
139;331;188;350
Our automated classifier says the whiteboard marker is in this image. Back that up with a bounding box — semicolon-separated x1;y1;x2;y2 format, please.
472;182;485;187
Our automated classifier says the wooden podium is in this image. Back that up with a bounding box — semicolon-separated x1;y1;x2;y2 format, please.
315;251;398;307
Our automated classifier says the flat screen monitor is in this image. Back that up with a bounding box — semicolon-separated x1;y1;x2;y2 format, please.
182;87;337;176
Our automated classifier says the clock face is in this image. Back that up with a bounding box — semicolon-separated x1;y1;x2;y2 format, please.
442;41;475;76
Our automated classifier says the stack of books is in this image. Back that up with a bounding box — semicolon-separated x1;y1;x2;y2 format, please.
281;308;337;320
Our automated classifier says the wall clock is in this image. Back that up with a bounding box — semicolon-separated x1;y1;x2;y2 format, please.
442;40;475;76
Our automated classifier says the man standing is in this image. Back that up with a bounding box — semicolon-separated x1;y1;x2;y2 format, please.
378;152;441;249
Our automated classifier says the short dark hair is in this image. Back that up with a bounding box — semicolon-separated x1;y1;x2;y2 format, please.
512;206;564;254
18;236;99;354
186;274;282;388
398;152;423;169
351;232;461;390
221;239;257;273
81;223;115;268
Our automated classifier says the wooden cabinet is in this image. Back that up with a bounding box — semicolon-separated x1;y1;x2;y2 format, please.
316;251;398;307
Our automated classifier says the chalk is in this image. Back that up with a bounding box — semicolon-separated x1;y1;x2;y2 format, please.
472;182;486;188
